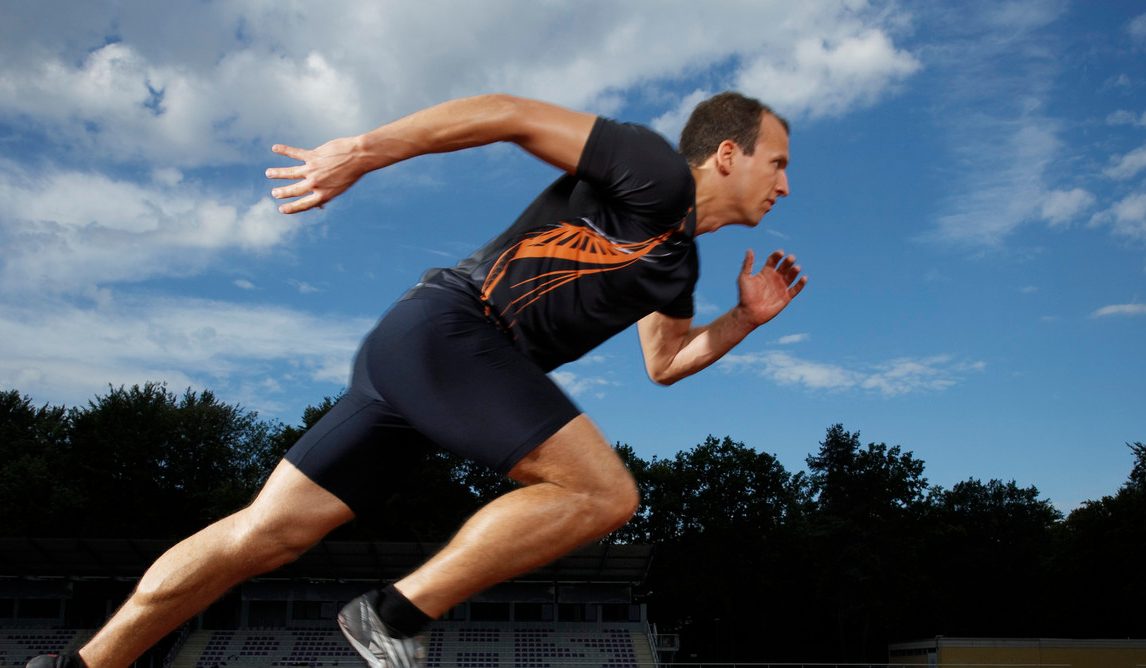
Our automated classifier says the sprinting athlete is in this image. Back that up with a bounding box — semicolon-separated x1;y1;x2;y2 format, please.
29;91;804;668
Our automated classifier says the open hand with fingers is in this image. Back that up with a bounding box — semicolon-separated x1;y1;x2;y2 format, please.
737;249;807;327
266;137;367;214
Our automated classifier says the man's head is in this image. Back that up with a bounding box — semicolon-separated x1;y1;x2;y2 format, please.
682;92;791;231
679;92;789;168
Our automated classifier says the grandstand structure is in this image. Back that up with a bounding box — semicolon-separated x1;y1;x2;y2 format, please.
888;636;1146;668
1;538;667;668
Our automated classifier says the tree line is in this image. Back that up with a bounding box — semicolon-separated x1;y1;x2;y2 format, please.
1;384;1143;661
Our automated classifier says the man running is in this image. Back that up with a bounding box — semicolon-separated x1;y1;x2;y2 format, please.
30;91;804;668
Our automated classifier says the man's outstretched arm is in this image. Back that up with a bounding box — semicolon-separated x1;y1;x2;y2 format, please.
266;94;597;214
638;249;807;386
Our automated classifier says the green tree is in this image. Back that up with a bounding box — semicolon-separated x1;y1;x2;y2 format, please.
265;394;341;466
637;436;805;662
801;424;930;661
1129;441;1146;489
650;435;798;540
923;479;1061;636
1055;441;1146;636
65;383;276;537
0;389;77;536
608;442;655;544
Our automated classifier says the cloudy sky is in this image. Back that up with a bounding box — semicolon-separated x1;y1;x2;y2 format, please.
2;1;1144;511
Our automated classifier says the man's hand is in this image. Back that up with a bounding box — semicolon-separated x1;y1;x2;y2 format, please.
637;248;806;385
266;137;366;214
736;249;807;327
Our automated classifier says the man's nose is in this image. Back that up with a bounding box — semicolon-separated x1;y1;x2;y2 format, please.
776;169;790;197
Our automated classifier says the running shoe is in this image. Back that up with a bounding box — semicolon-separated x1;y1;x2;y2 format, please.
26;655;85;668
338;590;425;668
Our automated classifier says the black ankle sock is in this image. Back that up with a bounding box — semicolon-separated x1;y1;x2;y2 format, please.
376;584;433;637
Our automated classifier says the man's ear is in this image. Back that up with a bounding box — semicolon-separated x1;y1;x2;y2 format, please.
714;139;738;176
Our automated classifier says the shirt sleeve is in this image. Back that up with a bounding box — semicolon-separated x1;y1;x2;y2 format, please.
658;288;695;319
657;250;699;319
575;117;694;225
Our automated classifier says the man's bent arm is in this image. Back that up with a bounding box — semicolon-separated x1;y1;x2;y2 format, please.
638;249;807;386
267;94;597;214
638;308;756;386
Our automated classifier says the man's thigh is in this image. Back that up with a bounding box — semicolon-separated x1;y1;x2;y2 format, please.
286;294;585;514
355;295;582;474
283;390;433;517
508;414;635;495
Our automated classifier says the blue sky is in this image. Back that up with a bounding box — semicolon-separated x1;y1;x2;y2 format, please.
1;1;1143;512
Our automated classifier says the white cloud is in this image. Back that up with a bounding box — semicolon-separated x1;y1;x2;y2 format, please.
1106;110;1146;127
928;121;1067;246
1090;193;1146;242
550;370;614;399
719;350;983;397
234;279;257;290
1;2;920;168
151;168;184;186
693;293;722;317
0;164;298;294
550;352;619;398
0;295;370;416
734;29;921;121
289;280;322;295
759;352;861;391
1091;303;1146;318
1104;144;1146;181
654;26;920;140
777;333;810;345
651;89;711;146
860;356;962;395
916;1;1117;249
1039;188;1096;227
0;41;367;166
1104;73;1133;90
1130;13;1146;41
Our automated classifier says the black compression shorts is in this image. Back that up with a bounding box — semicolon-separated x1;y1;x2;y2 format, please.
283;290;582;516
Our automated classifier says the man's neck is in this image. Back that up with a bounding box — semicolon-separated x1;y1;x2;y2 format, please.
691;166;735;236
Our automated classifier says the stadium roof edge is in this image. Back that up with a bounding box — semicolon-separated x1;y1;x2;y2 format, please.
0;538;654;584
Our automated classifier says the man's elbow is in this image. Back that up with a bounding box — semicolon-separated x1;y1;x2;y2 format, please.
647;367;681;387
477;93;525;129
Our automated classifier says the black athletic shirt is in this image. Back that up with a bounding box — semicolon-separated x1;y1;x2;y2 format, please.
409;117;699;371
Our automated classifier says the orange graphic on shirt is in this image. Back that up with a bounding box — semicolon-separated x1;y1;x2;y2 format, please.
480;219;679;325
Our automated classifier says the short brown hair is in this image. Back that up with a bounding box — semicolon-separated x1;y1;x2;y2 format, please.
679;92;789;167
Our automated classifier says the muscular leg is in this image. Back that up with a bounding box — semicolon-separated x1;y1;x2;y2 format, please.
393;414;639;617
79;460;355;668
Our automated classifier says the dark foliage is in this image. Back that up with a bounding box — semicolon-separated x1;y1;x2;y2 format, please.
1049;441;1146;636
0;386;1141;660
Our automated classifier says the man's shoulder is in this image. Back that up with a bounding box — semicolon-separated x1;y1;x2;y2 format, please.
579;118;693;222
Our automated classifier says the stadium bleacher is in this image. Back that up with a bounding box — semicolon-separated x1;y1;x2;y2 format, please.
1;541;658;668
169;622;650;668
0;630;90;668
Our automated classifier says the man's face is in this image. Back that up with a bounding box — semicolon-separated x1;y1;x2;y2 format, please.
729;113;790;225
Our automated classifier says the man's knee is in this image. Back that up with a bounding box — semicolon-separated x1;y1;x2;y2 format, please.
597;471;640;532
561;463;639;536
231;461;354;568
511;414;641;531
229;507;324;569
